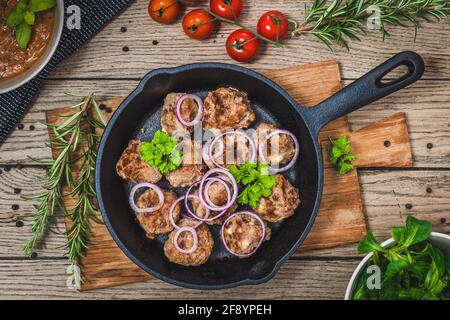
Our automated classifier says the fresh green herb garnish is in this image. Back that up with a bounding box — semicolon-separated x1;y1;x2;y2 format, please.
229;163;277;209
6;0;56;50
329;135;356;175
24;93;106;289
139;130;183;174
353;216;450;300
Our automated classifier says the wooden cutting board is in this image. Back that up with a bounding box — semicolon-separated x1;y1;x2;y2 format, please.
46;60;412;291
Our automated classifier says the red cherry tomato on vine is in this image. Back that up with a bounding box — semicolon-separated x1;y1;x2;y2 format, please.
183;9;215;40
226;29;260;62
210;0;242;20
257;11;289;41
148;0;180;24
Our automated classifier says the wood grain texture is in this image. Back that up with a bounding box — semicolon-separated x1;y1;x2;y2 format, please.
48;0;450;79
1;167;448;258
40;61;414;290
0;258;359;299
1;79;448;167
349;112;412;167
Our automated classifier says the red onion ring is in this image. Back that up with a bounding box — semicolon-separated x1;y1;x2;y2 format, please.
203;177;231;208
209;131;256;169
169;195;205;230
173;226;198;254
202;138;224;165
199;168;238;212
129;183;164;214
175;94;204;127
183;179;227;222
258;129;300;173
220;211;266;258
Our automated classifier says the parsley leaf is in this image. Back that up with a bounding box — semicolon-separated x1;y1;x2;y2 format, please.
229;163;277;209
329;135;356;175
139;130;183;174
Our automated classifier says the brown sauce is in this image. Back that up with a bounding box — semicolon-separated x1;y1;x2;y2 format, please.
0;0;55;81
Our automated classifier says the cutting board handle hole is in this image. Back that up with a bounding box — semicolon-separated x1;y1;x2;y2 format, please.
384;140;391;147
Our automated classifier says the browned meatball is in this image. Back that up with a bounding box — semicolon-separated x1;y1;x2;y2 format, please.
165;140;205;188
164;219;214;266
116;140;162;183
222;214;271;256
203;87;256;131
255;175;300;223
161;92;199;135
191;185;238;225
136;190;180;240
204;134;253;169
254;123;296;165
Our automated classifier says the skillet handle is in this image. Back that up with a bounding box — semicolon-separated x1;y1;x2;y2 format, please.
303;51;424;136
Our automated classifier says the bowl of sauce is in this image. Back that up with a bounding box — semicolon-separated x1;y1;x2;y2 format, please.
0;0;64;94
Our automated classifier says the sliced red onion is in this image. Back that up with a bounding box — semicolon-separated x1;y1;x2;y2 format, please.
258;129;300;174
184;179;227;223
169;195;205;230
209;131;256;169
202;138;224;165
203;176;231;208
220;211;266;258
175;94;204;127
129;183;164;214
173;226;198;254
199;168;238;212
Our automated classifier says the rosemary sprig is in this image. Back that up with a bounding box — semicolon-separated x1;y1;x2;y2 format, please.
24;93;105;288
293;0;450;50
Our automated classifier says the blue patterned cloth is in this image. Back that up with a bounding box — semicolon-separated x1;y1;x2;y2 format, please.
0;0;131;144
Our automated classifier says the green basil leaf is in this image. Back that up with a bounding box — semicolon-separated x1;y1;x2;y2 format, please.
24;11;36;25
6;9;24;28
392;226;406;245
357;231;384;254
16;22;32;51
29;0;57;12
385;260;409;280
404;216;432;246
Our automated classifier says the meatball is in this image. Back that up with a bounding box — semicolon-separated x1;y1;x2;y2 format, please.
222;214;271;256
116;140;162;183
203;87;256;131
255;175;300;223
165;140;205;188
204;134;253;169
191;185;238;225
164;218;214;266
161;92;200;135
254;123;296;165
135;190;180;240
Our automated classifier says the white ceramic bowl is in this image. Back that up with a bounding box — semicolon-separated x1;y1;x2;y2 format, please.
345;231;450;300
0;0;64;94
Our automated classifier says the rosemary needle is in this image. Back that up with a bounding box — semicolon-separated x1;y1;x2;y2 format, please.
293;0;450;50
23;93;105;287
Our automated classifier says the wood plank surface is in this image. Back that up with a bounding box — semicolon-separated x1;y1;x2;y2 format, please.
1;79;448;167
0;258;359;299
1;167;449;258
49;0;450;79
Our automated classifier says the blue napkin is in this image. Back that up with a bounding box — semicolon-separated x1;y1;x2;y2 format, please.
0;0;131;144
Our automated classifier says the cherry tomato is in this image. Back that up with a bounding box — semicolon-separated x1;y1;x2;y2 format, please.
210;0;242;20
226;29;260;62
183;9;215;40
148;0;180;24
257;11;289;41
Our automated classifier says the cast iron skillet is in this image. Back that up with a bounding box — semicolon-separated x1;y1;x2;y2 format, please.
96;51;424;289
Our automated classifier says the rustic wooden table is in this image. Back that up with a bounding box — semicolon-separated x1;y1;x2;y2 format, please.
0;0;449;299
